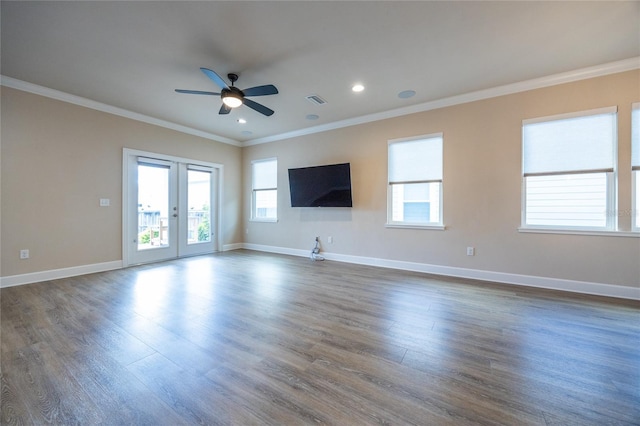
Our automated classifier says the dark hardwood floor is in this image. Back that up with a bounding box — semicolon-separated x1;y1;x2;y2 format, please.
1;250;639;425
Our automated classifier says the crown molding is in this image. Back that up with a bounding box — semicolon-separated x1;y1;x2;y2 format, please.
3;56;638;149
0;75;242;147
243;56;640;146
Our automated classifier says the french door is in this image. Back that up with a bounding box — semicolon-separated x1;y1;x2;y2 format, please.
123;149;221;266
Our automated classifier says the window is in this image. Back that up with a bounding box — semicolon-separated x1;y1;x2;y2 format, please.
632;103;640;230
251;158;277;221
522;107;617;231
388;134;443;227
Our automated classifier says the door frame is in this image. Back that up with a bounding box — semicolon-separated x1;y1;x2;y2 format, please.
122;148;224;267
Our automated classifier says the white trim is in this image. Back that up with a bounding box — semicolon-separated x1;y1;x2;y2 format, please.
633;170;640;231
240;244;640;300
223;243;244;251
385;224;446;231
522;105;618;126
518;227;640;238
0;261;122;288
633;105;640;231
0;75;241;147
251;157;278;165
187;164;214;172
244;57;640;146
388;132;444;145
138;156;173;167
243;243;308;258
249;218;278;223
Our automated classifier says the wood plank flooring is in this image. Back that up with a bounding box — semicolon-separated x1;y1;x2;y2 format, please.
1;250;639;425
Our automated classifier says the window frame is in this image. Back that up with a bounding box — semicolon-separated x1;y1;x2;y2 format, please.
386;133;445;230
520;106;618;233
632;102;640;231
633;169;639;231
251;157;278;223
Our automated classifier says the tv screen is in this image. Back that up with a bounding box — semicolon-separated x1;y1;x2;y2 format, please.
288;163;353;207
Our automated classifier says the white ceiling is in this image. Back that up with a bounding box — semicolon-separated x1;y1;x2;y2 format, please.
2;1;639;145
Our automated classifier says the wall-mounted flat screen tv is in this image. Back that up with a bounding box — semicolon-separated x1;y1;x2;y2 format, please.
288;163;353;207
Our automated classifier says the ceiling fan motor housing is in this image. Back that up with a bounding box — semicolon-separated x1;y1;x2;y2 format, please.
222;86;243;97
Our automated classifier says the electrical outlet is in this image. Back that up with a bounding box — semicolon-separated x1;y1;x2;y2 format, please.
466;247;475;256
328;236;333;243
99;198;110;207
20;249;30;259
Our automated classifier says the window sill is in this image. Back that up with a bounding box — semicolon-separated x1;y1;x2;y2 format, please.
386;223;446;230
518;227;640;238
250;218;278;223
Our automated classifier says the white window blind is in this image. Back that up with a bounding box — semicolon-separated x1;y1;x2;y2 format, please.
389;135;443;183
523;107;616;176
632;103;640;171
252;158;277;189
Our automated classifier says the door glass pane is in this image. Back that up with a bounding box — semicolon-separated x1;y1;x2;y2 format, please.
187;169;211;244
137;163;170;250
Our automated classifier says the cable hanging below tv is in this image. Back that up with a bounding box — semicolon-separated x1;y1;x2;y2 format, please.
288;162;353;207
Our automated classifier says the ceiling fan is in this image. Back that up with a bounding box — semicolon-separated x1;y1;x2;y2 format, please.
175;68;278;116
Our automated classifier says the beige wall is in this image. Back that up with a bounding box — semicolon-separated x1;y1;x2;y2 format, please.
2;71;639;290
243;70;640;289
1;87;242;277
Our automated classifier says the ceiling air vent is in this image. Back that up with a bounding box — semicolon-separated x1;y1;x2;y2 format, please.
305;94;327;105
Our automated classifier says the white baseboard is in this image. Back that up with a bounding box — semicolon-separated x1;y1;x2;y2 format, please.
3;248;638;301
241;244;640;301
222;243;244;251
242;243;309;258
0;260;123;288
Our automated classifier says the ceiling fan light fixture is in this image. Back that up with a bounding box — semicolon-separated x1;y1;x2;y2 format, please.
222;93;243;108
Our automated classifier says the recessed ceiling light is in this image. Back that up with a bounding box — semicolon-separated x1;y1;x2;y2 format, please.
306;114;319;120
237;118;247;124
398;90;416;99
352;84;365;93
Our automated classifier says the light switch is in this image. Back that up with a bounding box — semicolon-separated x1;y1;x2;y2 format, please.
100;198;110;207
